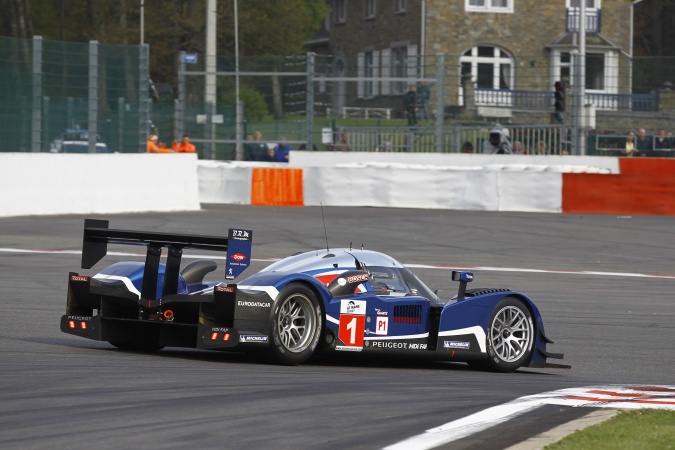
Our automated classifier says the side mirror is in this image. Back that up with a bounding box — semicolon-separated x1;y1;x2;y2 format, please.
451;271;474;300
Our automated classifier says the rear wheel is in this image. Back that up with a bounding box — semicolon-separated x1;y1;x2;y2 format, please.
269;283;322;365
472;297;534;372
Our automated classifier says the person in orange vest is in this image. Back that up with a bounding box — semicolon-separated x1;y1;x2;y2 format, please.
173;134;196;153
147;134;159;153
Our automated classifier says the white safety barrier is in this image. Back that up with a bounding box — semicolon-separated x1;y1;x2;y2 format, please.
302;166;563;212
198;160;253;204
289;151;620;173
0;153;200;217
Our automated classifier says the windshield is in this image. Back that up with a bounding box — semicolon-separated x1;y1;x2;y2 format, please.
368;266;440;303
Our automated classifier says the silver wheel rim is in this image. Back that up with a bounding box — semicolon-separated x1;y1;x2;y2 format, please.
489;305;532;363
277;293;316;353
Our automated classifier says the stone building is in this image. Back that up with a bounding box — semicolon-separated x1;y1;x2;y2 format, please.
309;0;647;126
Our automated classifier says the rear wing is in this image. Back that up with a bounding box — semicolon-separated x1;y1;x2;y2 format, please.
81;219;252;299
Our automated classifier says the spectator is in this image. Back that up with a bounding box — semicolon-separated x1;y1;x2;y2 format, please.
623;131;635;157
376;140;392;152
461;141;474;153
635;128;652;156
299;142;319;150
417;81;431;120
265;146;275;162
482;127;512;154
147;134;159;153
249;131;269;161
334;132;351;151
654;129;670;150
157;141;171;153
273;136;291;162
174;134;196;153
512;141;527;154
536;141;547;155
402;84;418;126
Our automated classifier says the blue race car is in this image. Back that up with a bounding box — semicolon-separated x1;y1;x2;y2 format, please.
61;219;568;372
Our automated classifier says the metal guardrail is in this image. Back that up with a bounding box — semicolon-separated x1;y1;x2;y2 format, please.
592;134;675;157
328;124;573;155
475;89;657;112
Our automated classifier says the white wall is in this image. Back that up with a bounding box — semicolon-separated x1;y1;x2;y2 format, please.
302;167;562;212
289;151;620;173
0;153;200;217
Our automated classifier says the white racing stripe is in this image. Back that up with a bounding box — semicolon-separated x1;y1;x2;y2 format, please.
438;326;487;353
384;385;675;450
92;274;141;298
2;247;675;279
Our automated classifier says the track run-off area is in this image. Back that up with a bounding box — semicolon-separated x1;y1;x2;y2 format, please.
1;205;674;449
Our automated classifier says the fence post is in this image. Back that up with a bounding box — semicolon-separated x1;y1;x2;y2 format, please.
88;40;99;154
42;96;49;150
31;36;43;153
138;43;150;153
435;53;445;153
205;100;213;159
176;51;186;143
236;100;244;160
67;97;74;129
118;97;125;152
306;52;315;150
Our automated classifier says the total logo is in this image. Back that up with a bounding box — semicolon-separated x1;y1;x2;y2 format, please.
230;252;247;262
215;285;235;293
70;275;89;282
340;299;366;315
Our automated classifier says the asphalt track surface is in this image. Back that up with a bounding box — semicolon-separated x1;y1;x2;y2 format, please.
1;205;674;449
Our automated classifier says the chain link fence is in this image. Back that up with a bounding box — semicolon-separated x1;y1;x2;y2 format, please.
4;35;675;157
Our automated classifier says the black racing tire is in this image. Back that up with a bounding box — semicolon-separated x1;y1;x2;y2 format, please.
108;341;165;352
269;283;322;365
471;297;534;372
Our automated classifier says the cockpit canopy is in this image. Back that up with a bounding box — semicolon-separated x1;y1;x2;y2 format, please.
262;249;440;303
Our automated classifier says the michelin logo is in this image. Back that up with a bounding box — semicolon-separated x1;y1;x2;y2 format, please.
443;340;470;349
240;335;268;343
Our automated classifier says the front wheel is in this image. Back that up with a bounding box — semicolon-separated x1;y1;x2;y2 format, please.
472;297;534;372
269;283;322;365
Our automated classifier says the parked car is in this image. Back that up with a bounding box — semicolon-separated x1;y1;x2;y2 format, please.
49;129;108;153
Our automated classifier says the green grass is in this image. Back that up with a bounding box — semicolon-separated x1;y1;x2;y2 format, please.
546;410;675;450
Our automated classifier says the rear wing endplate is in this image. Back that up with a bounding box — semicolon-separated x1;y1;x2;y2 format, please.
81;219;252;300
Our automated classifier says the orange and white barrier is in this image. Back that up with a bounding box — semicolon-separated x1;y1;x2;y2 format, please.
198;154;675;215
2;152;673;217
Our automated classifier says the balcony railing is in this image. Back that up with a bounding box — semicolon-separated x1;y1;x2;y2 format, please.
566;8;601;33
475;88;657;112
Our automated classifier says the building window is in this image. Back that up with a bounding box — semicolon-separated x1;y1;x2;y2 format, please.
394;0;407;14
460;46;513;90
358;50;380;99
365;51;375;97
333;0;347;24
558;52;606;91
392;46;408;95
365;0;376;19
566;0;601;9
466;0;513;13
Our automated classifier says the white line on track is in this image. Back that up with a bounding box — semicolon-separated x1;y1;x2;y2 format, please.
2;247;675;280
384;385;675;450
